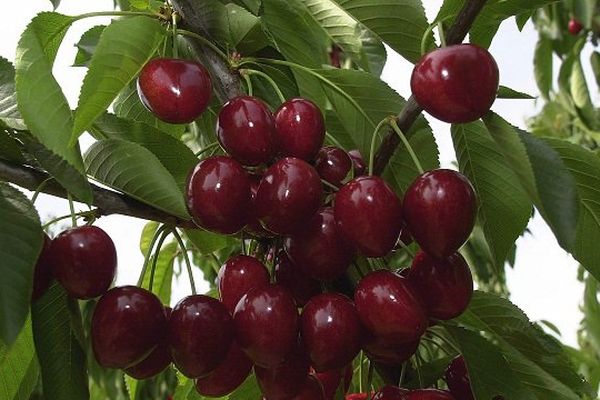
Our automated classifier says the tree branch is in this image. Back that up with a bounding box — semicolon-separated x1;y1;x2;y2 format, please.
372;0;488;175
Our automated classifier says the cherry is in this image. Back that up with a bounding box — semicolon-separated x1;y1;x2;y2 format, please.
334;176;403;257
217;255;270;314
301;293;362;371
291;375;326;400
254;157;323;235
137;58;211;124
348;150;367;176
411;44;499;123
186;156;251;235
568;18;584;35
217;96;275;166
274;252;320;307
404;389;455;400
274;98;325;161
363;334;419;366
373;386;408;400
355;270;427;344
315;364;353;400
402;169;476;259
32;235;53;302
315;146;352;188
284;207;354;281
444;356;474;400
233;284;299;368
50;226;116;300
245;174;274;238
91;286;167;369
346;394;370;400
330;45;343;68
125;307;172;379
169;295;234;378
408;251;473;320
255;342;310;400
195;342;253;397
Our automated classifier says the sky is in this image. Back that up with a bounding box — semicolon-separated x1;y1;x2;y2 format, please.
2;1;588;347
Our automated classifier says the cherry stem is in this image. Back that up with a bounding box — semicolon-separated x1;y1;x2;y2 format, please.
387;118;424;174
427;329;462;355
176;29;229;61
438;21;447;48
358;352;364;393
31;177;53;205
149;229;171;291
366;359;374;399
172;228;197;295
240;231;247;256
41;210;98;230
194;142;220;157
398;361;408;387
368;118;390;175
171;12;179;59
321;179;339;191
420;14;456;55
242;69;286;103
67;194;78;228
73;10;161;21
243;73;254;96
161;35;169;58
137;224;169;287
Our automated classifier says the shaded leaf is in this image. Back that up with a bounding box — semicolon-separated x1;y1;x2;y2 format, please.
0;318;39;400
0;57;25;130
534;36;553;100
140;242;176;305
497;85;535;99
185;229;236;255
73;25;106;67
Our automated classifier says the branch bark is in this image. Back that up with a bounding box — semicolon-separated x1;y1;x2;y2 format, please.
372;0;488;175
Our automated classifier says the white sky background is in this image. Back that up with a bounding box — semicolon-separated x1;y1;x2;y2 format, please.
2;1;588;347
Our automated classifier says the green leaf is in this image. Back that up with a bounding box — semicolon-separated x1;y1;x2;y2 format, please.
225;4;269;54
497;85;535;99
359;27;387;77
0;318;39;400
185;229;236;255
0;183;43;345
140;242;176;305
570;56;598;130
334;0;430;63
0;131;25;164
32;282;89;400
534;36;553;100
72;16;164;142
85;139;190;219
590;51;600;90
451;121;531;269
73;25;106;67
582;275;600;357
0;57;25;130
140;221;160;255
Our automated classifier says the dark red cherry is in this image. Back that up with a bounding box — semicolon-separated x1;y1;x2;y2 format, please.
348;150;367;176
245;174;274;238
32;235;53;302
186;156;251;234
334;176;403;257
404;389;455;400
402;169;477;259
255;342;310;400
233;284;299;368
274;98;325;161
569;18;584;35
217;96;275;166
301;293;362;371
330;45;343;68
137;58;212;124
125;307;172;379
291;375;326;400
355;270;427;344
195;342;253;397
408;251;473;320
274;252;320;307
363;334;419;366
169;295;234;378
285;207;354;282
411;44;499;123
315;364;353;400
254;157;323;235
315;146;352;187
91;286;167;369
373;386;408;400
217;255;270;313
50;226;116;299
444;356;474;400
346;394;370;400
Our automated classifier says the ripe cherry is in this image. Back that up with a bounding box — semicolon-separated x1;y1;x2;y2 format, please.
403;169;477;259
255;342;310;400
408;251;473;320
348;150;367;176
254;157;323;235
355;270;427;344
91;286;167;369
315;146;352;188
444;356;474;400
301;293;362;371
125;307;172;379
233;284;299;368
32;235;53;302
568;18;584;35
169;295;234;378
217;255;270;313
411;44;499;123
274;98;325;161
363;334;419;366
274;252;320;307
334;176;403;257
186;156;251;235
245;174;274;238
195;342;253;397
137;58;212;124
315;364;353;399
285;207;354;282
217;96;275;166
373;386;408;400
404;389;455;399
50;226;116;299
291;375;326;400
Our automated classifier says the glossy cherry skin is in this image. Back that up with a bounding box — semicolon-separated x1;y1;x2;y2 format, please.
404;389;455;400
186;156;251;235
169;295;234;378
315;364;353;400
408;251;473;320
32;235;53;302
301;293;362;371
355;270;427;344
217;96;275;166
373;386;408;400
274;252;320;307
348;149;367;176
291;375;326;400
363;334;420;366
125;307;172;379
315;146;352;187
233;284;299;368
255;342;310;400
334;176;403;258
285;207;354;282
274;98;325;161
254;157;323;235
137;58;212;124
569;18;584;35
50;226;116;299
411;44;499;123
403;169;477;259
217;255;270;313
91;286;167;369
195;342;253;397
245;174;274;238
444;356;474;400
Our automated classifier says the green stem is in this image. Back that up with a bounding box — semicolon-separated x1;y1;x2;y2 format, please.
321;179;339;191
31;177;53;205
240;231;247;256
67;194;77;228
195;142;220;157
74;10;160;21
358;352;364;393
242;69;286;103
149;229;171;291
137;225;168;287
176;29;229;61
243;73;254;96
42;210;96;230
438;21;447;48
172;229;197;295
172;12;179;59
387;118;424;174
420;14;456;55
369;118;390;175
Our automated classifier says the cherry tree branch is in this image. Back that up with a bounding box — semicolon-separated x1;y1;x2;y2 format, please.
372;0;488;175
